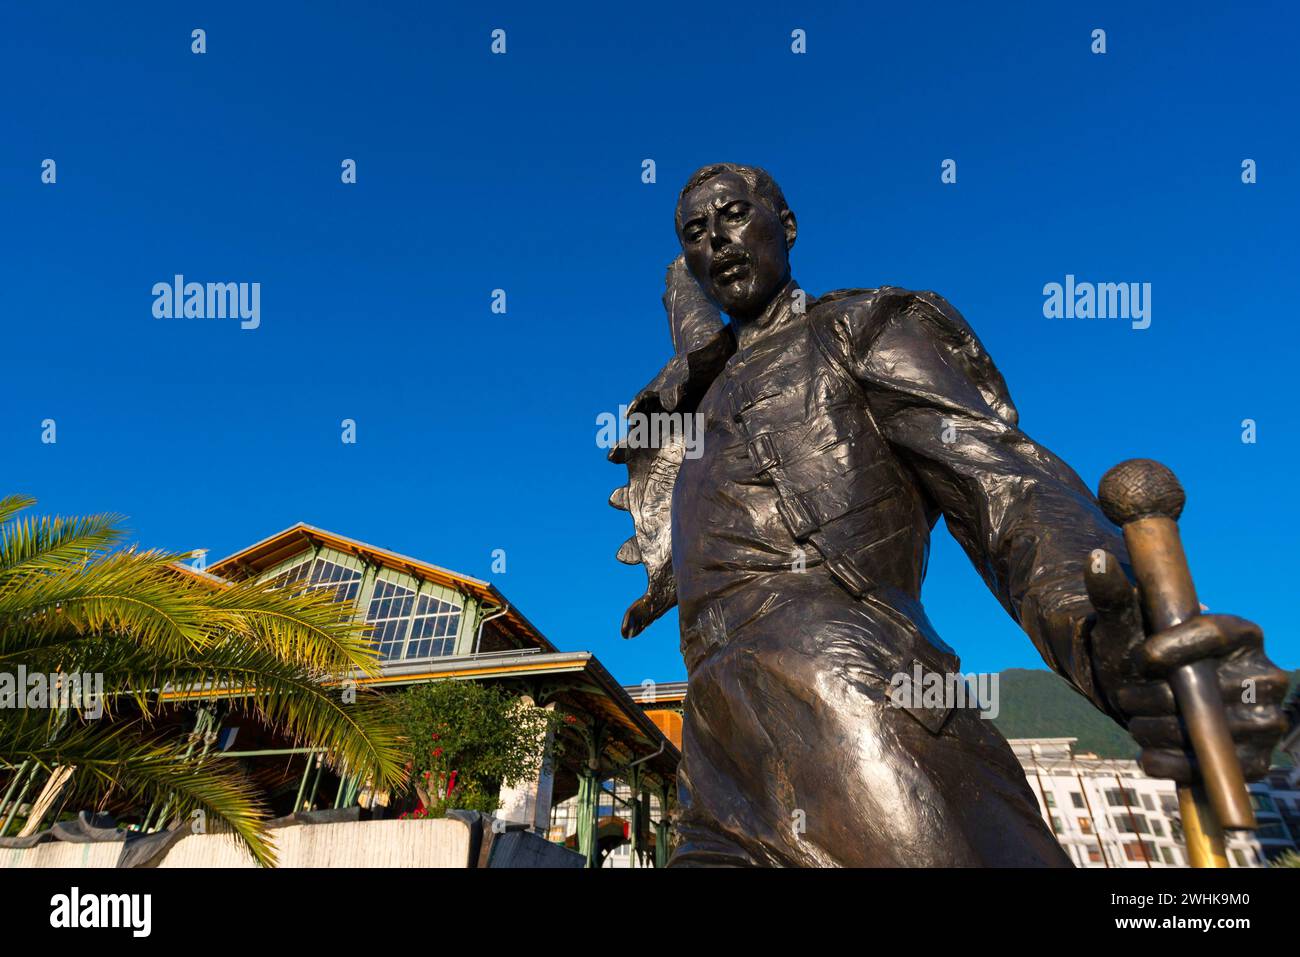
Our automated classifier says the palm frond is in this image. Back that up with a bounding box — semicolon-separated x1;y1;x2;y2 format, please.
13;718;277;866
0;510;125;580
0;493;405;865
0;495;36;527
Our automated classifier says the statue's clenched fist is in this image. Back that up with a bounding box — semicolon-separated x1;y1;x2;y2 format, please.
1084;551;1290;784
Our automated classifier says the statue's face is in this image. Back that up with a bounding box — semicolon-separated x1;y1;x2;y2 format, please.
676;172;792;321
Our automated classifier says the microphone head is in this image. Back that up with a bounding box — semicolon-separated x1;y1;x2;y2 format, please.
1098;458;1185;526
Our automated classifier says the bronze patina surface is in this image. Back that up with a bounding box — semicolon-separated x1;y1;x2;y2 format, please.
610;164;1288;867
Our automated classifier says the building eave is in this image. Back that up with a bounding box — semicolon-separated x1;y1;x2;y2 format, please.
207;523;557;653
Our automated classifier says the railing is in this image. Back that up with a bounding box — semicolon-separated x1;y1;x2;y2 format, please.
375;646;550;672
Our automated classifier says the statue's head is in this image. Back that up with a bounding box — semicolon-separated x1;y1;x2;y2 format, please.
675;163;797;322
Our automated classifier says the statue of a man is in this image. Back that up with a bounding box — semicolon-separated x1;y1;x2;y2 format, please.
610;163;1289;866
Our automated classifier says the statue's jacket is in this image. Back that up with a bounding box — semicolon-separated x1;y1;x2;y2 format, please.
614;273;1129;865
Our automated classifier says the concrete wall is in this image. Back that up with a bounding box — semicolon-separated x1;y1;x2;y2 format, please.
163;818;473;867
4;818;474;869
4;841;122;869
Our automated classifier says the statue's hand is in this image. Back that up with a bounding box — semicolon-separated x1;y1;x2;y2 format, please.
1083;550;1290;784
606;255;727;639
609;382;683;638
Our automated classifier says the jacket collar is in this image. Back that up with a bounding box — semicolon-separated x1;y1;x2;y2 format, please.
731;279;805;356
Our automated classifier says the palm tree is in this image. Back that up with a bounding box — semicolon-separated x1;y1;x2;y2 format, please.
0;495;402;865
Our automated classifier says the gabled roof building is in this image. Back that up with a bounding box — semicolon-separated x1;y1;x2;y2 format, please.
171;524;678;867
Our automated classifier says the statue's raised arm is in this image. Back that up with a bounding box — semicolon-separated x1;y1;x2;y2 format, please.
608;256;732;638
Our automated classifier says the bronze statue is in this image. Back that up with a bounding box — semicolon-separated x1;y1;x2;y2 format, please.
609;163;1289;866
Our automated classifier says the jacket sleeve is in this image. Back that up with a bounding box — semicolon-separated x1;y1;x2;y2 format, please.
818;288;1127;716
609;258;734;639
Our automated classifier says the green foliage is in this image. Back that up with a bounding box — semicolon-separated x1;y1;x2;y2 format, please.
993;667;1299;765
1271;850;1300;868
389;680;561;819
991;668;1140;758
0;495;403;865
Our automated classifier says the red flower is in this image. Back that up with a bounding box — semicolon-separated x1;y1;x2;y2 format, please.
446;770;458;797
433;747;443;757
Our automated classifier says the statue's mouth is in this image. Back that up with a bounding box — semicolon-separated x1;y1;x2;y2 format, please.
711;254;751;285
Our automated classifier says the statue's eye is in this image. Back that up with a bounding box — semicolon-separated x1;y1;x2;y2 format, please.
683;221;706;241
723;202;750;222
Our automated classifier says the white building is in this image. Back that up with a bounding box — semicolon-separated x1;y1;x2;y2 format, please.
1011;737;1299;868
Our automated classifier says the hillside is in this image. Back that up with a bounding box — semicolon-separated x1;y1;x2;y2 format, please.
991;668;1299;764
991;668;1138;757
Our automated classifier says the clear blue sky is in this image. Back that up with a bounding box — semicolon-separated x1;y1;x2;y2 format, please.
3;1;1296;684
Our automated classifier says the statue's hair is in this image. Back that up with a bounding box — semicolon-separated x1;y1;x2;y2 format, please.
676;163;790;224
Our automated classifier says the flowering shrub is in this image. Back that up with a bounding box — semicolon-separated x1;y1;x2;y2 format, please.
389;681;563;818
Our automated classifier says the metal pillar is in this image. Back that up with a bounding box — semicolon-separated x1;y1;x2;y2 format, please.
655;782;671;868
576;772;597;866
332;769;363;809
576;720;606;868
627;765;644;868
295;752;325;812
306;758;325;810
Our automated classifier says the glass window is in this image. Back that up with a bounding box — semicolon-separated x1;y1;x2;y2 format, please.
1251;793;1277;813
1123;842;1151;863
1113;815;1151;835
366;579;415;660
364;580;462;661
272;557;363;604
1071;792;1084;809
405;594;462;659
